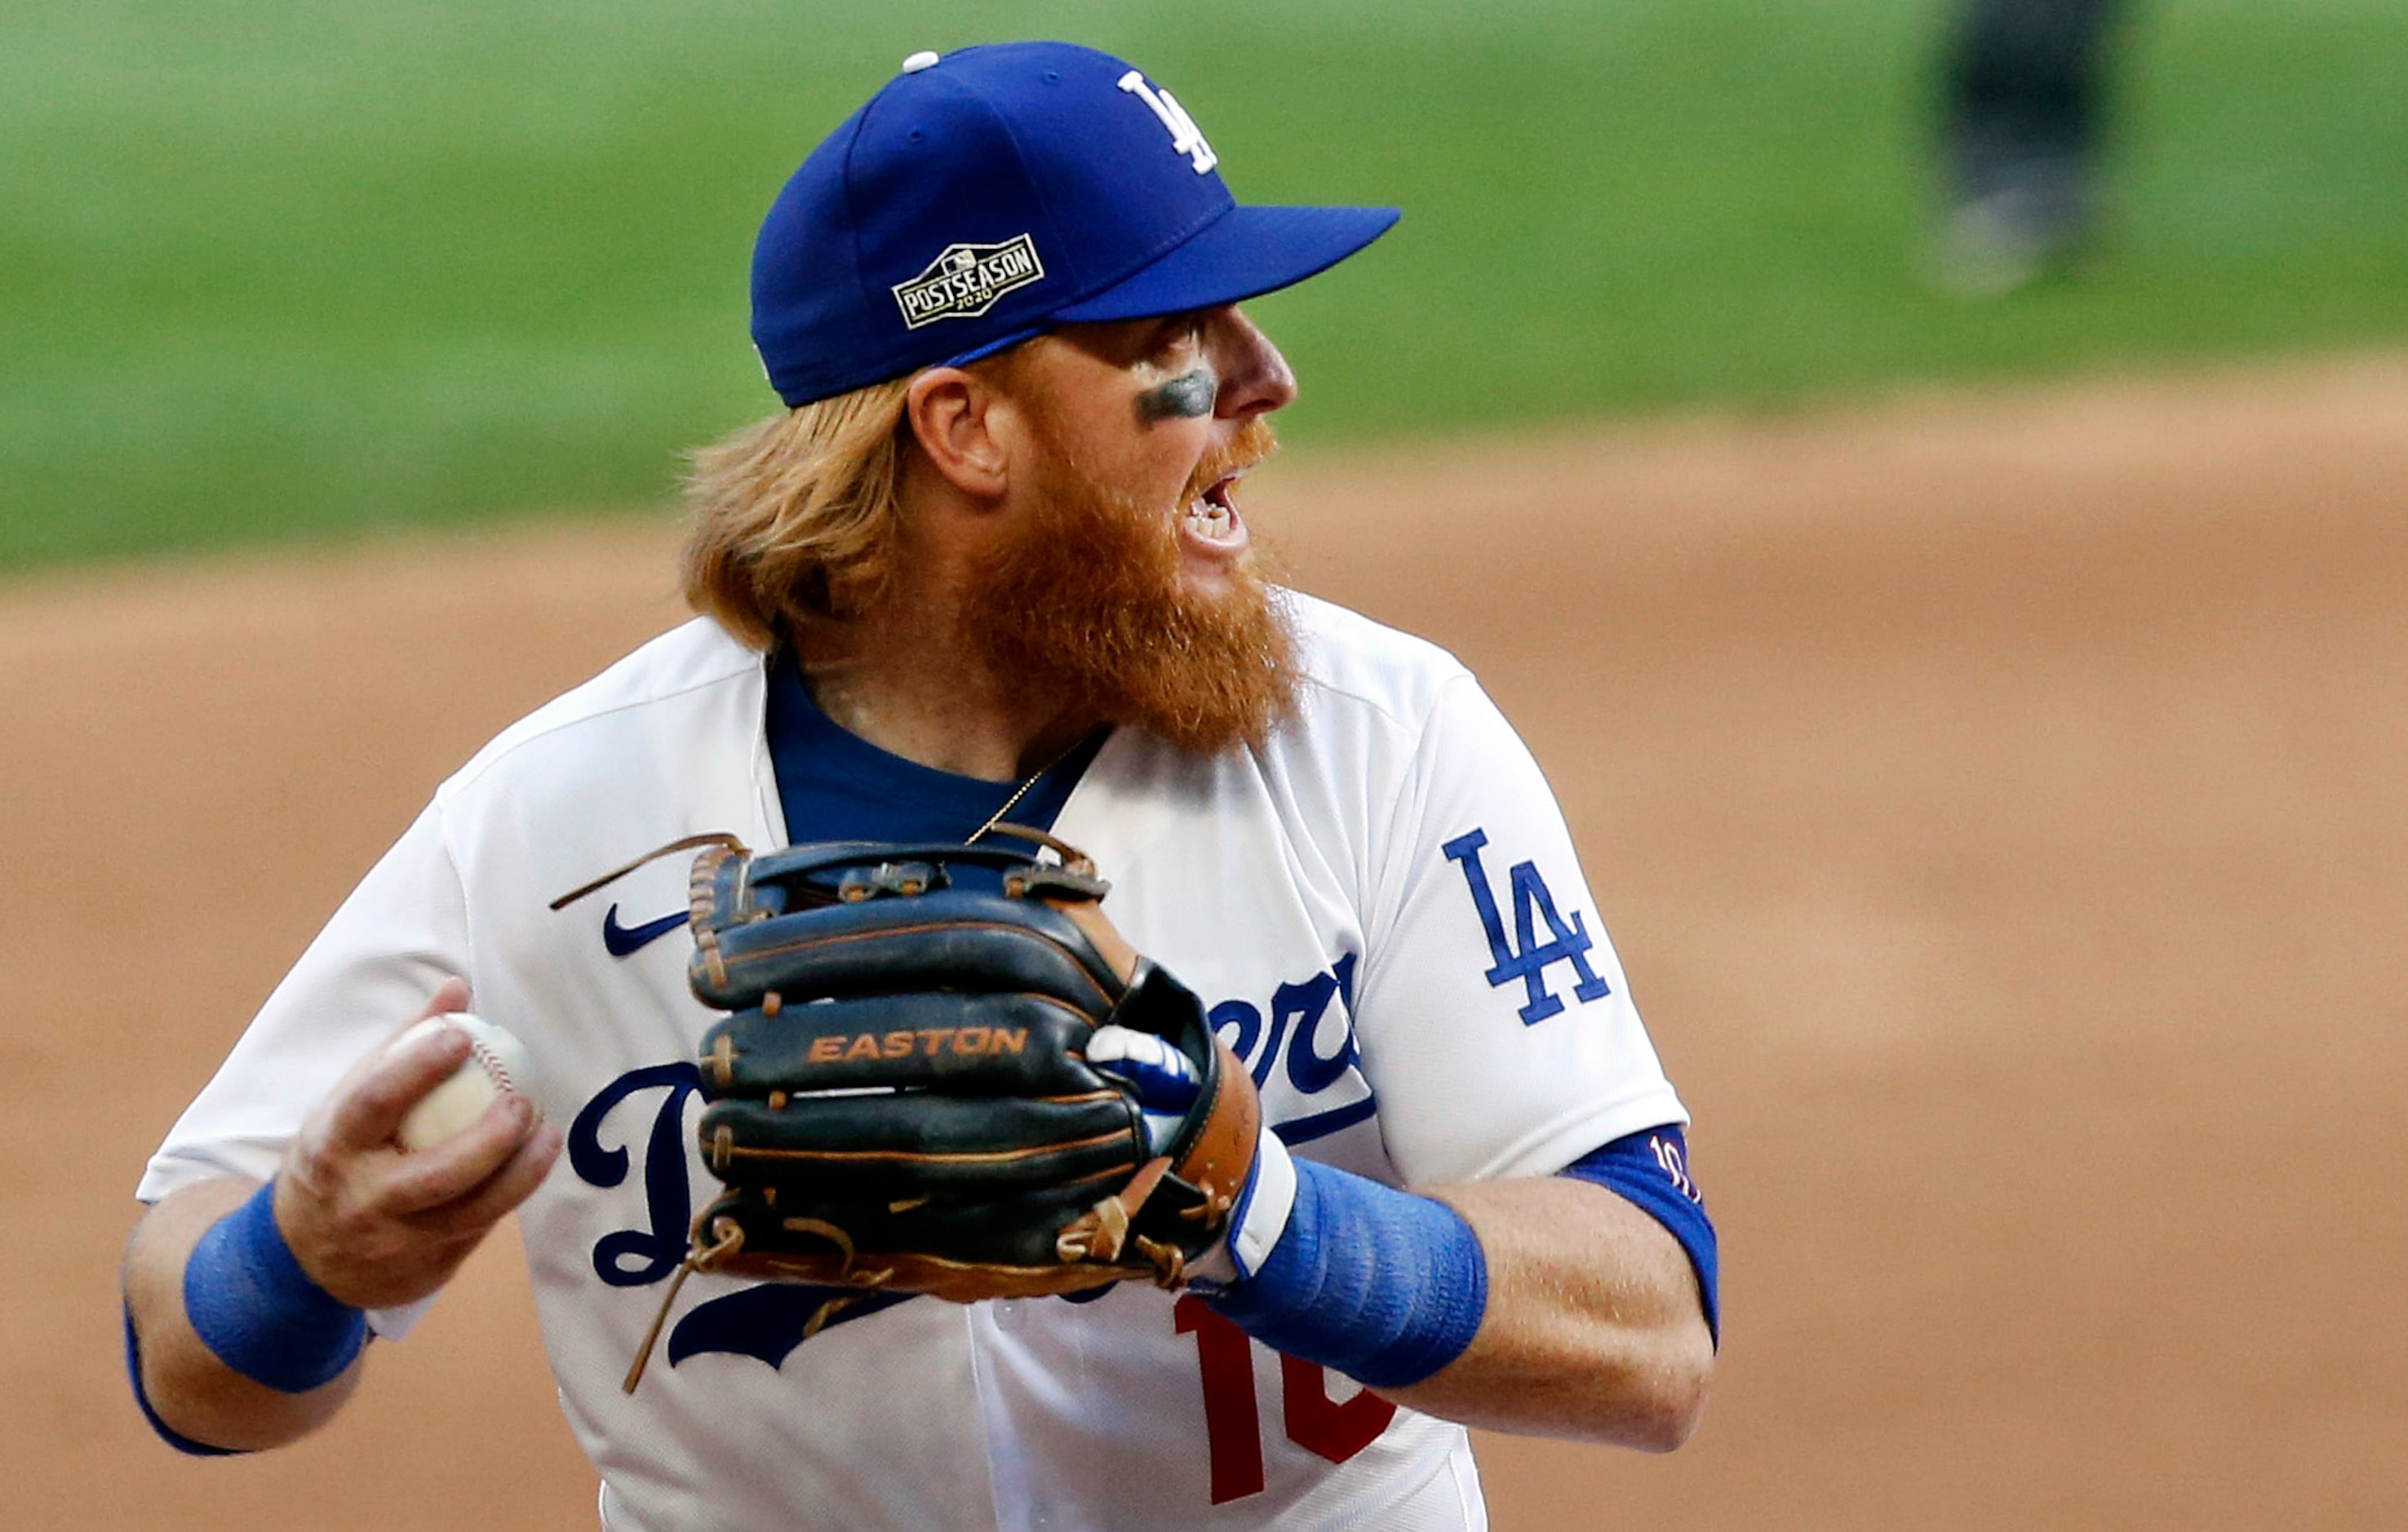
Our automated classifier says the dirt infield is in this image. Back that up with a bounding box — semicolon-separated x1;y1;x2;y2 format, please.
10;355;2407;1530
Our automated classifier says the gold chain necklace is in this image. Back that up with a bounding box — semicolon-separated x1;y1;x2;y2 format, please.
965;734;1089;845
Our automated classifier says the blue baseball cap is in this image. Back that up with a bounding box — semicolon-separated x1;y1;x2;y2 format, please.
751;41;1400;407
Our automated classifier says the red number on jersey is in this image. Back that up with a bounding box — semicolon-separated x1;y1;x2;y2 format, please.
1174;1295;1399;1505
1175;1295;1266;1503
1281;1353;1398;1463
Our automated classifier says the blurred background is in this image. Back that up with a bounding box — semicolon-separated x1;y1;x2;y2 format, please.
5;0;2404;565
5;2;2405;1528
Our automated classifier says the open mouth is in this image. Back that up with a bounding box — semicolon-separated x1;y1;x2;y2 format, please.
1180;472;1248;554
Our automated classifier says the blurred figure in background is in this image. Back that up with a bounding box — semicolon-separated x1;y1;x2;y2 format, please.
1933;0;2133;294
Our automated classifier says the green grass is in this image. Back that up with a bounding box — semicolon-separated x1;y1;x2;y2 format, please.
3;0;2404;569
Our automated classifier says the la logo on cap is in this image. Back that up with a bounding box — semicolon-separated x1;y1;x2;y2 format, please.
1117;70;1217;174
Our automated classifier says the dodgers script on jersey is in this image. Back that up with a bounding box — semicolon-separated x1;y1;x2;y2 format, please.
140;592;1688;1531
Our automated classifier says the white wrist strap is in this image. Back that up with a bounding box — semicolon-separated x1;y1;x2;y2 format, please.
1192;1127;1296;1286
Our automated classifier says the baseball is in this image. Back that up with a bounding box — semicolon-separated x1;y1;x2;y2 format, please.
389;1012;539;1151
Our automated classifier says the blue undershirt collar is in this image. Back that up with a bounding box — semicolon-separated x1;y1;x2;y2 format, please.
764;650;1107;847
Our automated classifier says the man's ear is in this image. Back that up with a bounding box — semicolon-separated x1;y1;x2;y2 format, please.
905;367;1017;500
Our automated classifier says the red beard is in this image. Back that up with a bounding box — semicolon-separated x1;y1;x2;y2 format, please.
959;415;1297;755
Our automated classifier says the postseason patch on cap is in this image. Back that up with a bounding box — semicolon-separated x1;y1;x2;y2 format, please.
891;235;1048;329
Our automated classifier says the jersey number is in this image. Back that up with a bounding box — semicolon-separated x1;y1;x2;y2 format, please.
1650;1131;1701;1202
1173;1296;1397;1504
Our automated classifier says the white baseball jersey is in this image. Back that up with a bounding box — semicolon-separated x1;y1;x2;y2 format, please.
140;592;1688;1531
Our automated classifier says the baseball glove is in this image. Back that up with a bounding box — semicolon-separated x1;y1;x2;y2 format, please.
676;831;1263;1310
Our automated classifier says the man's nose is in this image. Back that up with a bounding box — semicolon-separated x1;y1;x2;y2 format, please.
1209;308;1298;418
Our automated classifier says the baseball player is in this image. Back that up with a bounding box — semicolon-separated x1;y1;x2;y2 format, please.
1935;0;2132;291
123;42;1718;1530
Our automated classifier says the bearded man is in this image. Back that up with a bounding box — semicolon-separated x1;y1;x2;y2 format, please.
124;42;1717;1531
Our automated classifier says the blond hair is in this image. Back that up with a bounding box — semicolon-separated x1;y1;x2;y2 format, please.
679;377;916;649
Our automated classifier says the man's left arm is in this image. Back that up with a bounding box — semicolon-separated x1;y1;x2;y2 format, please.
1204;1131;1715;1450
1207;668;1715;1446
1401;1171;1712;1447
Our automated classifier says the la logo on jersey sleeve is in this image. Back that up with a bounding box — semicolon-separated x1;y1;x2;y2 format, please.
1442;827;1612;1025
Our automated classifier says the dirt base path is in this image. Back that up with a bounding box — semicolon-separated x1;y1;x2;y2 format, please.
11;355;2407;1530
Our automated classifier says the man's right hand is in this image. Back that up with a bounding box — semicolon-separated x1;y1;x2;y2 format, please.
123;979;563;1453
273;977;563;1310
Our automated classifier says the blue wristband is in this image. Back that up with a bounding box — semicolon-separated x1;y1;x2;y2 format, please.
1203;1158;1487;1389
183;1180;367;1393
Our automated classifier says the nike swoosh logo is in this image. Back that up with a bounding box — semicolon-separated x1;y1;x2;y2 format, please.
602;904;688;959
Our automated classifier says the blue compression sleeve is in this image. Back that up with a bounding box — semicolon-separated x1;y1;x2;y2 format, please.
1560;1125;1720;1343
1203;1158;1487;1388
181;1180;367;1394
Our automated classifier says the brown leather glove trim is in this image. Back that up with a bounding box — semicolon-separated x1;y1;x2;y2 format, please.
715;1129;1139;1168
1168;1035;1263;1230
725;920;1119;1010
